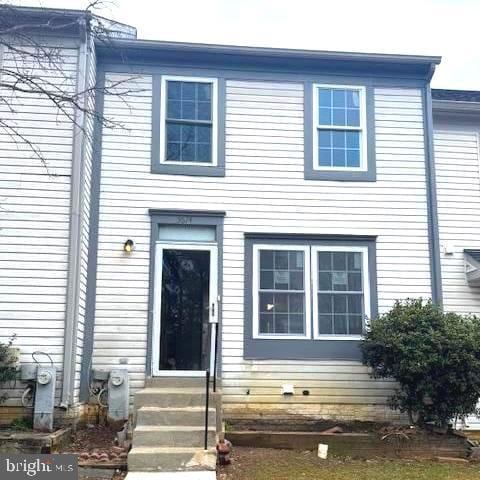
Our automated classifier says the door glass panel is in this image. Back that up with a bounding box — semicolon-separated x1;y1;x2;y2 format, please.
158;225;216;242
160;249;210;371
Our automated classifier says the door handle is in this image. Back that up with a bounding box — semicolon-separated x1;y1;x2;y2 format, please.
211;302;215;317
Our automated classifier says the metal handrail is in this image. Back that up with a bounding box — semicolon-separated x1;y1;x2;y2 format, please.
204;320;219;450
204;368;210;451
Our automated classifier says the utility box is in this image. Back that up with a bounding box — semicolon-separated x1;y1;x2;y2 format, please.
33;366;56;432
107;368;129;423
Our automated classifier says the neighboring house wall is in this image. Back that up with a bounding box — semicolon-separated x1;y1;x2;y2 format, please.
91;70;432;421
0;38;79;406
433;117;480;315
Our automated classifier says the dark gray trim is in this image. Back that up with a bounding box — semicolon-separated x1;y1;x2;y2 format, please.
146;210;225;376
96;39;440;81
304;83;376;182
423;86;443;305
150;74;225;177
99;62;429;88
243;235;378;361
79;69;106;402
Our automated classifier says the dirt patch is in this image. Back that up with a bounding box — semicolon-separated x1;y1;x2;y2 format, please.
218;447;480;480
62;425;128;465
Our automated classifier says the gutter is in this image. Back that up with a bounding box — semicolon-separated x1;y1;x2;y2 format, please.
61;18;89;408
95;38;441;66
423;84;443;305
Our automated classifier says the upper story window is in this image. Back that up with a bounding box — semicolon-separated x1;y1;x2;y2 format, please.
314;85;366;171
152;75;224;177
305;83;375;182
161;76;217;165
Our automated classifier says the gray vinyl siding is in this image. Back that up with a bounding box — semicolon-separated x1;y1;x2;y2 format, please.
0;40;79;406
92;73;431;422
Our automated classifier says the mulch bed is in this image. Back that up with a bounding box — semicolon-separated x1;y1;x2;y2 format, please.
62;425;128;466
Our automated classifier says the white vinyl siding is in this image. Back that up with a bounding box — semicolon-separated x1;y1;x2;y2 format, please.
434;129;480;315
0;40;79;406
94;75;430;421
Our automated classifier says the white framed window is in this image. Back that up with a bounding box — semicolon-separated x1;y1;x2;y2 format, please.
159;76;218;166
252;244;311;340
312;246;370;340
313;84;367;172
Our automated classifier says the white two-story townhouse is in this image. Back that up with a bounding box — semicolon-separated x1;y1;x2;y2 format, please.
84;39;442;428
3;7;480;446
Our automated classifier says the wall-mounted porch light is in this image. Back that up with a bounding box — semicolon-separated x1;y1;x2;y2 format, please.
123;239;135;254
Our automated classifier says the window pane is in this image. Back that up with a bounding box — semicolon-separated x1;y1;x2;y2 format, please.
258;249;305;336
332;89;346;108
274;251;289;269
260;270;273;289
319;314;333;334
319;148;332;167
334;315;348;334
318;130;362;170
319;107;332;125
333;294;347;313
318;272;331;290
332;109;346;126
346;90;360;108
318;130;331;148
290;314;304;334
349;315;363;334
332;149;345;167
290;271;304;290
166;80;213;122
332;131;345;148
318;88;332;108
318;252;332;271
260;250;274;269
165;122;212;163
346;131;360;149
318;293;332;314
346;150;360;168
260;314;274;334
346;109;360;127
316;249;365;336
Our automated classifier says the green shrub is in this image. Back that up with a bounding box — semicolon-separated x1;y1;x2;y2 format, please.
0;336;18;404
361;299;480;427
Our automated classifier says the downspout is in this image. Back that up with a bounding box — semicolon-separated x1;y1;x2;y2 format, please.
61;17;89;408
423;65;443;305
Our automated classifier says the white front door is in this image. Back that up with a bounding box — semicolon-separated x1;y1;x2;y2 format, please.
152;242;218;376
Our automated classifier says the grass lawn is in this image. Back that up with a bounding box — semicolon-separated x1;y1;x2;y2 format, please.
218;447;480;480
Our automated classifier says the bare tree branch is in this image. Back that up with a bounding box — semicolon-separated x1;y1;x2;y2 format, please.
0;2;143;172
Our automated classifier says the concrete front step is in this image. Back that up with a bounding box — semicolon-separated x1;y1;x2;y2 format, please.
145;377;207;388
135;388;206;408
135;388;221;409
128;446;217;472
133;425;216;448
136;406;217;427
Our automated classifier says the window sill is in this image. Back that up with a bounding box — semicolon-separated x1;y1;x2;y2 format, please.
254;334;310;340
305;169;376;182
314;334;363;341
152;163;225;177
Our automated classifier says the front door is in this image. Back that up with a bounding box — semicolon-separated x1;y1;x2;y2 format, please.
152;243;218;376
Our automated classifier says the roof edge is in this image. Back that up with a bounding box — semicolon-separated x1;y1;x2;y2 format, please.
96;37;441;66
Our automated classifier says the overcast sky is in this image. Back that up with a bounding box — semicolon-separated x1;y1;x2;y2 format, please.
12;0;480;89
